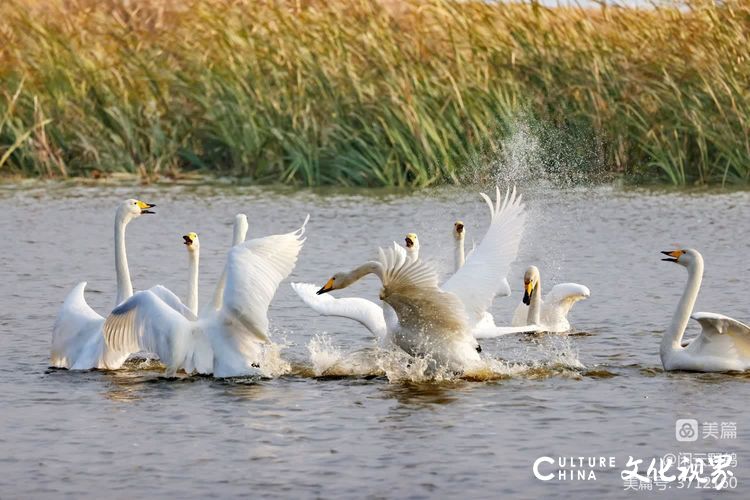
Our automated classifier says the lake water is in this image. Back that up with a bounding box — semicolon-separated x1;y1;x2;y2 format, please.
0;181;748;498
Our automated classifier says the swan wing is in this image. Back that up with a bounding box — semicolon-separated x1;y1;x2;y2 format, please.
443;186;526;326
690;313;750;359
103;290;193;371
541;283;590;331
221;217;308;343
379;243;469;339
50;282;105;368
148;285;198;321
291;282;387;339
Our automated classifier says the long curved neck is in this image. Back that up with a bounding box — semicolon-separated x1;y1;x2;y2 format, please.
340;262;382;289
662;257;703;357
454;236;465;271
114;211;133;306
187;248;199;315
527;278;542;326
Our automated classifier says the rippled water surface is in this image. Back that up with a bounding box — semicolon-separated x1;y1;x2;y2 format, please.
1;182;749;498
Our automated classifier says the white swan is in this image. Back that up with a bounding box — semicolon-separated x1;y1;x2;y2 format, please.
314;187;528;369
102;217;308;377
510;265;590;333
317;243;481;371
50;199;157;370
294;187;534;342
659;249;750;372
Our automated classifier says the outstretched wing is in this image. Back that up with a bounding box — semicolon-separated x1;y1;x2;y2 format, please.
692;313;750;343
379;243;469;339
148;285;197;321
291;282;387;339
50;282;105;368
221;216;308;343
103;290;192;371
207;213;249;313
443;186;526;327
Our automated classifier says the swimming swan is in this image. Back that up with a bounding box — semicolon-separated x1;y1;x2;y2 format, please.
510;265;590;333
102;217;308;377
659;249;750;372
50;199;156;370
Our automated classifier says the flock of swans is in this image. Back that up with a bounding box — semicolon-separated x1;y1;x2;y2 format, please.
50;188;750;379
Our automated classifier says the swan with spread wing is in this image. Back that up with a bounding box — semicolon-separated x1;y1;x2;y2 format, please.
294;187;534;342
314;187;529;370
659;249;750;372
103;217;308;377
510;266;590;334
50;198;156;370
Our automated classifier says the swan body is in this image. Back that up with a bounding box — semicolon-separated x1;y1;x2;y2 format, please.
50;199;156;370
660;249;750;372
103;217;308;377
317;243;481;371
511;266;590;333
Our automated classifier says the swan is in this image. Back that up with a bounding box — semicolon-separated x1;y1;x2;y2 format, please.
659;249;750;372
294;187;535;342
510;266;590;333
314;187;528;370
50;198;157;370
102;217;308;377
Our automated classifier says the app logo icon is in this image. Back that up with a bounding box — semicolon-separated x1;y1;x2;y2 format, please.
676;419;699;442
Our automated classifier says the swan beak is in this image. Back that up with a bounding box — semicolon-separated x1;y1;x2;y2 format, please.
317;278;335;295
522;280;534;305
405;236;414;248
455;222;464;234
137;200;156;214
661;250;682;263
183;234;193;246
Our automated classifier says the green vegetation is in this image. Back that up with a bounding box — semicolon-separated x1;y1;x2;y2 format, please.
1;0;749;186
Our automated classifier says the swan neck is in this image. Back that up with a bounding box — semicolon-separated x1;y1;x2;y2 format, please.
341;262;381;289
187;248;199;315
454;236;465;271
114;211;133;306
663;257;703;356
407;245;419;264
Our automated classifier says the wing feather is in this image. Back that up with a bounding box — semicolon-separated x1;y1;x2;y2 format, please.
103;290;192;371
291;282;387;339
221;217;307;344
443;186;526;327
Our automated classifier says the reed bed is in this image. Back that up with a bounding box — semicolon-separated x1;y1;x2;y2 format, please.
1;0;749;186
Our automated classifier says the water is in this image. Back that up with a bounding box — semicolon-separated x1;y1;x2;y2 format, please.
1;182;749;498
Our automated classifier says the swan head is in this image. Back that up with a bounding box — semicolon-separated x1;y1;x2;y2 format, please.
522;265;540;305
119;198;156;220
661;248;701;267
183;232;199;251
453;221;465;239
317;273;347;295
404;233;419;250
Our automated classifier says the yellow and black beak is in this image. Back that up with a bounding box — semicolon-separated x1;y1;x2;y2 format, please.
661;250;683;263
405;236;414;248
522;280;534;305
317;277;335;295
183;234;193;246
137;200;156;214
455;222;464;234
